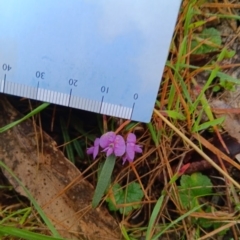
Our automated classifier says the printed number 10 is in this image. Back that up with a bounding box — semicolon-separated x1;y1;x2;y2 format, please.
101;86;109;93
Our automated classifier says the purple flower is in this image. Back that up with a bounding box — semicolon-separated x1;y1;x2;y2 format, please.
100;131;125;157
86;138;100;160
122;133;142;164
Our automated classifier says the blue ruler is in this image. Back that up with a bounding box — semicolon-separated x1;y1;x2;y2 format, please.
0;1;181;123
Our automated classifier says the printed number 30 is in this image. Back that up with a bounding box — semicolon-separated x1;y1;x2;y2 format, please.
36;71;45;79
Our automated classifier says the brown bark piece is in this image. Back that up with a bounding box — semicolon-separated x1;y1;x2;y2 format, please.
0;96;121;240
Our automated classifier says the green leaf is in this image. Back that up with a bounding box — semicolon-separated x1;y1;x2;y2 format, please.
179;173;213;209
212;85;221;92
106;183;124;211
181;173;213;196
164;110;186;120
119;182;144;214
92;155;116;208
224;50;236;58
216;71;240;84
191;27;221;54
124;182;144;204
198;206;214;229
193;117;225;132
198;217;212;228
213;222;229;236
106;182;144;215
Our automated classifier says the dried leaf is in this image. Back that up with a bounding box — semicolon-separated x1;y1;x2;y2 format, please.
0;97;120;240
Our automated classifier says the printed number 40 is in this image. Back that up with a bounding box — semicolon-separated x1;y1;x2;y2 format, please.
2;64;11;71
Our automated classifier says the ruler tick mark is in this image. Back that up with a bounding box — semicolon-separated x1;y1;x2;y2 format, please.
130;103;135;120
68;89;72;107
2;74;6;93
99;96;104;113
36;81;39;99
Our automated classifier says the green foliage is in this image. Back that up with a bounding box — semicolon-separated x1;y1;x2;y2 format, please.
0;161;62;238
213;49;236;94
92;155;116;208
146;195;165;240
106;182;144;215
147;122;162;146
198;206;229;236
212;221;229;236
178;173;213;209
0;226;64;240
213;78;236;92
0;103;50;133
191;28;221;54
60;118;75;163
178;173;229;237
151;204;205;240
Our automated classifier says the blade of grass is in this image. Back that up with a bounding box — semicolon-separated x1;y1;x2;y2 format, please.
192;48;228;112
0;102;50;133
153;109;240;189
166;63;193;106
146;195;165;240
146;123;159;146
120;223;132;240
0;207;31;225
60;118;75;163
72;139;84;159
0;226;65;240
162;110;186;120
193;117;225;132
0;161;62;238
216;71;240;84
152;204;205;240
19;207;32;225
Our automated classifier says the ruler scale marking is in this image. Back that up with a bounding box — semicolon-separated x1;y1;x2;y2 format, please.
0;1;181;122
99;96;104;114
3;74;6;93
36;82;39;100
130;103;135;120
68;89;72;107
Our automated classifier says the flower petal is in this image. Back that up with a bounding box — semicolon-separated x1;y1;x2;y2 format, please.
106;147;114;157
126;143;135;160
100;132;116;148
127;133;136;143
93;145;99;160
113;135;126;156
122;154;127;165
94;138;100;147
86;147;94;155
134;145;142;153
